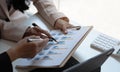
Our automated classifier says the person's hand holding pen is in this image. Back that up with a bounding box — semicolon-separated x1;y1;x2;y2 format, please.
23;23;57;42
7;36;49;61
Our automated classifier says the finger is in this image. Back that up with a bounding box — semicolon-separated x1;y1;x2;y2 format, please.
40;29;52;38
66;23;81;30
30;28;41;36
66;24;74;28
27;37;42;42
26;35;40;40
61;25;68;34
40;34;49;39
26;35;40;39
33;27;52;38
24;28;41;38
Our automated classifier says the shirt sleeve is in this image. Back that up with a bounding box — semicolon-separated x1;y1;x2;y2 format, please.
32;0;69;26
0;52;13;72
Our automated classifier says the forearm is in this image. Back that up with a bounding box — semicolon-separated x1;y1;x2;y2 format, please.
0;19;30;42
6;48;19;61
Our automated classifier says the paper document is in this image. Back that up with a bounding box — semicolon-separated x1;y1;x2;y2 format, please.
16;26;93;68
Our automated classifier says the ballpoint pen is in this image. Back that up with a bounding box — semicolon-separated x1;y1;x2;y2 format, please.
27;38;58;44
70;26;81;30
32;23;58;43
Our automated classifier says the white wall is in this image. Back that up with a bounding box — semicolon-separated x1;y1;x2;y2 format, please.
59;0;120;39
25;0;120;39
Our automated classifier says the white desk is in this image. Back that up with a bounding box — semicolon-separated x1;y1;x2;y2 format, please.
0;14;120;72
73;30;120;72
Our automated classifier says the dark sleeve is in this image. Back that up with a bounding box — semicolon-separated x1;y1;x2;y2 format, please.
0;52;13;72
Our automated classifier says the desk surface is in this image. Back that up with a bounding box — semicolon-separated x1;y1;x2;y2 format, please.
0;14;120;72
73;30;120;72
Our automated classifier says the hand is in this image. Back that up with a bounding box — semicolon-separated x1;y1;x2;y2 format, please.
54;19;80;34
23;24;52;39
6;36;49;61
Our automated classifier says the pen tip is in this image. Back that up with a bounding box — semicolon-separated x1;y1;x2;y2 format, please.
32;23;38;26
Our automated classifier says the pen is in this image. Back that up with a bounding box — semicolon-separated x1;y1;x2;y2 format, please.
27;38;42;42
32;23;58;43
27;38;58;44
50;38;58;43
71;26;81;30
32;23;38;26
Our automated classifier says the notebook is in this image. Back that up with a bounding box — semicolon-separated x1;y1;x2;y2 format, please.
16;26;93;68
62;48;114;72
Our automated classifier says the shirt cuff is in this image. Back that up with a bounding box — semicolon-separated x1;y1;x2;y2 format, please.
0;52;13;72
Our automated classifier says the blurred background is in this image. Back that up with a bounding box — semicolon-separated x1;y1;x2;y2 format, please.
26;0;120;39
